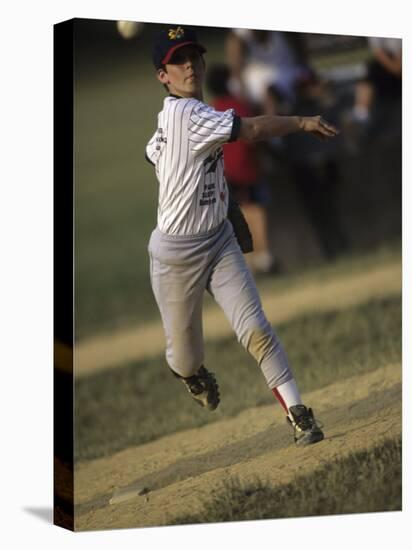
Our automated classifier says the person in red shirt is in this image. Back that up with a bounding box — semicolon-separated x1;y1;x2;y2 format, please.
206;63;276;274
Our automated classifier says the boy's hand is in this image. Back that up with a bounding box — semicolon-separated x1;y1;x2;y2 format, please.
299;116;340;141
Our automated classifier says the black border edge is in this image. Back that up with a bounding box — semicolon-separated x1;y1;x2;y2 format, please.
53;18;75;532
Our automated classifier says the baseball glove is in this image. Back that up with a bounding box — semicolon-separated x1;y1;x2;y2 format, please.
227;195;254;254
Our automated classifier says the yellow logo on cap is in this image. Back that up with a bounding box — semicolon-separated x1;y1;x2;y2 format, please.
168;26;184;40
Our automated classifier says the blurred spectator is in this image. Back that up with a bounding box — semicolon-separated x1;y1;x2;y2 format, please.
343;36;401;151
224;29;345;264
206;63;277;275
367;37;402;95
225;28;312;115
284;71;348;260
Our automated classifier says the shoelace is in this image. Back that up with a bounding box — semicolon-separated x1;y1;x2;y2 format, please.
288;412;323;432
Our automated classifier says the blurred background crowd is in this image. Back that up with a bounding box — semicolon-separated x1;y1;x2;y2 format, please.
205;27;402;274
74;20;402;337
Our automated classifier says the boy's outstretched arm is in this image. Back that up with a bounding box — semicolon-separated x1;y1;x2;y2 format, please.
238;115;339;142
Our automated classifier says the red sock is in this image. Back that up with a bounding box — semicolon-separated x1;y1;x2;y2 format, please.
271;387;289;415
271;378;302;417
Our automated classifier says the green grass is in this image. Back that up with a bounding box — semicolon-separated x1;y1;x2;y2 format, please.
170;437;401;525
74;57;161;339
75;295;401;462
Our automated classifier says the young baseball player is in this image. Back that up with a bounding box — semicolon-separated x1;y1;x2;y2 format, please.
145;26;339;446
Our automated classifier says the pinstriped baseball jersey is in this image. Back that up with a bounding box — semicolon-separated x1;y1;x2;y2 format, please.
145;95;240;235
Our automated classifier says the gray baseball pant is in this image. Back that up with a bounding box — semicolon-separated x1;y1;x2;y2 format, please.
148;219;293;389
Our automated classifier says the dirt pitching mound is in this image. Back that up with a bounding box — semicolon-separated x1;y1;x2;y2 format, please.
74;361;401;531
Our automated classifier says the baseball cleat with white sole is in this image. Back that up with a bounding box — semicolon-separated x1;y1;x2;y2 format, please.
287;404;324;446
171;365;220;411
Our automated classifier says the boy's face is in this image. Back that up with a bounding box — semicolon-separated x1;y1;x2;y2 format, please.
157;45;206;99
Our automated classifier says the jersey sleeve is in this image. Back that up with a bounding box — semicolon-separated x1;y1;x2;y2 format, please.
188;101;241;155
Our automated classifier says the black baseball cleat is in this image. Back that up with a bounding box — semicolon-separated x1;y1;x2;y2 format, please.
287;405;324;446
171;365;220;411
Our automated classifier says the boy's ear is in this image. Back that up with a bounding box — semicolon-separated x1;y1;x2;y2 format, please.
157;67;169;85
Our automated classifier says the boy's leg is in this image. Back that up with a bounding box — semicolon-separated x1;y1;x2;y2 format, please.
149;251;220;410
207;241;323;444
206;244;291;389
149;253;204;377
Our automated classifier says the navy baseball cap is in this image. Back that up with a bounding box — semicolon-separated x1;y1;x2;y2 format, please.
152;25;206;69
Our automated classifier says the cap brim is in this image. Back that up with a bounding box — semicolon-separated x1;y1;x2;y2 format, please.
161;42;207;64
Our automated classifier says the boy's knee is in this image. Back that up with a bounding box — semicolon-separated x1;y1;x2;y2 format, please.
244;326;278;365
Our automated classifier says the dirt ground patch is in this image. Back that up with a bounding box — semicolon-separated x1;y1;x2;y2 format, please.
74;361;401;531
75;260;401;378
